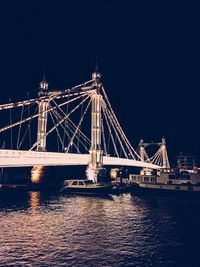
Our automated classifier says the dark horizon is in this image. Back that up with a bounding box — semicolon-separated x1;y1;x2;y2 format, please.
0;1;199;165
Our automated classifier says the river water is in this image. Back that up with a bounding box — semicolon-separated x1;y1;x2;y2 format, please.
0;191;200;267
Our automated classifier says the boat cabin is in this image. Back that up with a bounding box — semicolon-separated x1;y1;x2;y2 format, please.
129;169;200;185
63;180;94;187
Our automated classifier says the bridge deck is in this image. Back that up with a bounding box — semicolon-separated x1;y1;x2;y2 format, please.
0;149;160;169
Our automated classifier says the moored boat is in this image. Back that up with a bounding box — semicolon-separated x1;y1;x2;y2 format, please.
60;179;112;195
129;168;200;194
128;153;200;194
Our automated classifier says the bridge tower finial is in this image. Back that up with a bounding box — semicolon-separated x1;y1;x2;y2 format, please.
92;55;102;83
39;66;48;92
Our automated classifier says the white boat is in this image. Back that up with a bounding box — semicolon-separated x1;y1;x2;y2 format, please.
129;168;200;193
60;179;112;195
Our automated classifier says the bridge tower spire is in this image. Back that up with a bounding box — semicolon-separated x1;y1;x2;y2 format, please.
37;68;49;151
86;62;105;183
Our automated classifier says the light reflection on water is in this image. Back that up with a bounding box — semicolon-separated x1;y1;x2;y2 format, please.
30;191;41;212
0;192;200;266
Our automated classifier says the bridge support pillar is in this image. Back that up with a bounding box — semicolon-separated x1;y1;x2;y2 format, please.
32;76;48;183
86;68;106;183
161;137;170;169
139;139;153;175
139;139;145;161
37;77;48;151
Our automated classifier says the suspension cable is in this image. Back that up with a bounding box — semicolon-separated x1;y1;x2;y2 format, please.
0;80;94;111
18;106;38;149
101;86;139;159
65;97;92;152
29;93;93;151
62;93;70;148
51;98;91;145
51;107;90;152
27;92;32;148
9;99;13;149
49;110;66;152
51;109;83;153
0;92;88;134
16;105;24;149
102;104;119;157
101;117;107;156
103;103;128;158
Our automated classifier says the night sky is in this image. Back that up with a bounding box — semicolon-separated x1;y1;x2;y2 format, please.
0;1;199;165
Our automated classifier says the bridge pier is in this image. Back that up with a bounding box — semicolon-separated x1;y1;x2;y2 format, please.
31;76;49;183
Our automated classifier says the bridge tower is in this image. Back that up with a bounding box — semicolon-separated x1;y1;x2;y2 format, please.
139;138;152;175
37;74;49;151
31;73;49;183
161;137;170;169
86;66;105;183
139;138;145;161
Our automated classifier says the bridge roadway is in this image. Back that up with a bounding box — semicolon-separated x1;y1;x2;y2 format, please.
0;149;160;169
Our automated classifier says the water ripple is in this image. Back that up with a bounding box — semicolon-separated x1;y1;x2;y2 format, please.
0;192;200;266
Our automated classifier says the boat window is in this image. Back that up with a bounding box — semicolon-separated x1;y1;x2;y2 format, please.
144;177;149;182
72;181;78;185
84;180;94;185
175;186;180;190
131;176;137;181
167;181;173;184
188;186;193;191
169;175;176;179
79;182;84;186
182;174;190;180
181;171;189;175
150;177;156;182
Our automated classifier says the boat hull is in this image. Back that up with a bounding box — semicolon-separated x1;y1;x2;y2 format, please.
131;182;200;195
61;184;112;195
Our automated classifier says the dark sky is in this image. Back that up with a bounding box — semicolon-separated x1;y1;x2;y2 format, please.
0;1;199;164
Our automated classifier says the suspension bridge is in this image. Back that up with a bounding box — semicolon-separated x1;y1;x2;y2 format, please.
0;67;170;183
